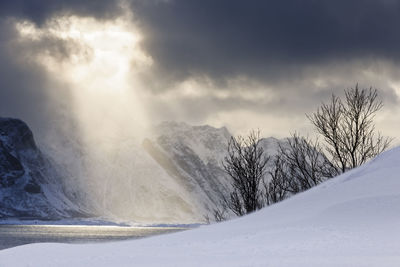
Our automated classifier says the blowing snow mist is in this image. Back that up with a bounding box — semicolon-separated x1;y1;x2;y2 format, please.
12;13;202;223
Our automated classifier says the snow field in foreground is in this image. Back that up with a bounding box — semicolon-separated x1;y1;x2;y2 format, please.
1;147;400;266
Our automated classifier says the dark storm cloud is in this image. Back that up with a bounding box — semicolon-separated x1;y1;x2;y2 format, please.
131;0;400;85
0;18;73;138
0;0;125;137
0;0;399;138
0;0;123;25
0;0;125;135
3;0;399;86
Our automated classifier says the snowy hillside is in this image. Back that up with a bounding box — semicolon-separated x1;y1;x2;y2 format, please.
2;145;400;266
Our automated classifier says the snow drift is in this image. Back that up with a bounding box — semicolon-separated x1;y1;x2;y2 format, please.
1;145;400;266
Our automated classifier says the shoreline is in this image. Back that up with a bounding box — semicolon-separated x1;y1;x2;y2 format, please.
0;218;203;228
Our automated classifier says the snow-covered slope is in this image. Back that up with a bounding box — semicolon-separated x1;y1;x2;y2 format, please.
144;122;289;220
0;118;85;219
143;122;233;218
2;145;400;266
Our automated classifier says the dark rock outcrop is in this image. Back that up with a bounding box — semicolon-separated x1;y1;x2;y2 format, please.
0;117;84;220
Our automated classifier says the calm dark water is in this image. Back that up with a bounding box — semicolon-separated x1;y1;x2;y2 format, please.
0;225;187;250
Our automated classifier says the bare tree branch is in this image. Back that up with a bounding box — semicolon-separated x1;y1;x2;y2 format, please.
222;129;269;216
277;133;338;194
308;85;392;172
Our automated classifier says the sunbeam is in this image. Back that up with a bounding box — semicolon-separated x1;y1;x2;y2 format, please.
13;13;200;223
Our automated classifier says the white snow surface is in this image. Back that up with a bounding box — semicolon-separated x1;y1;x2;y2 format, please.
2;146;400;266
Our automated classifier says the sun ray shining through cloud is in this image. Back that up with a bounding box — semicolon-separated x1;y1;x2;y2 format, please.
2;0;400;225
10;11;202;222
15;11;154;140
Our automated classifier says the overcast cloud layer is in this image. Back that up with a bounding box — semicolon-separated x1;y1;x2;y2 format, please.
0;0;400;138
0;0;122;24
132;0;400;84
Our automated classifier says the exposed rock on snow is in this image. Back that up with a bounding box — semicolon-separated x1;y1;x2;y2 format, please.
0;118;86;219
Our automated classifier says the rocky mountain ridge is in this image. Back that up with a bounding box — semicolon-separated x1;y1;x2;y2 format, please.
0;118;287;222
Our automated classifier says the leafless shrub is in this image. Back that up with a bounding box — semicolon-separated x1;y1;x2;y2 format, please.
223;129;269;216
308;85;392;172
264;155;290;205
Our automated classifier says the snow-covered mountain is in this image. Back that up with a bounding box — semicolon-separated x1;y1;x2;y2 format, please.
0;118;289;223
143;122;233;219
144;122;292;220
0;118;85;219
2;142;400;266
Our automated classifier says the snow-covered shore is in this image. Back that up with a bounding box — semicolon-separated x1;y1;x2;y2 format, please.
1;147;400;266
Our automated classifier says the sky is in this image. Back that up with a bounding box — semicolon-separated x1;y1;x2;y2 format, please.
1;0;400;140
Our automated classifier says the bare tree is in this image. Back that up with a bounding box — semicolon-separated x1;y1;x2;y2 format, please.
277;133;338;194
308;85;392;173
222;130;269;216
264;155;290;205
212;206;228;222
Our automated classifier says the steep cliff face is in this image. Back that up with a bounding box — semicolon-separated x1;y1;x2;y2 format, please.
0;118;84;219
143;122;234;217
